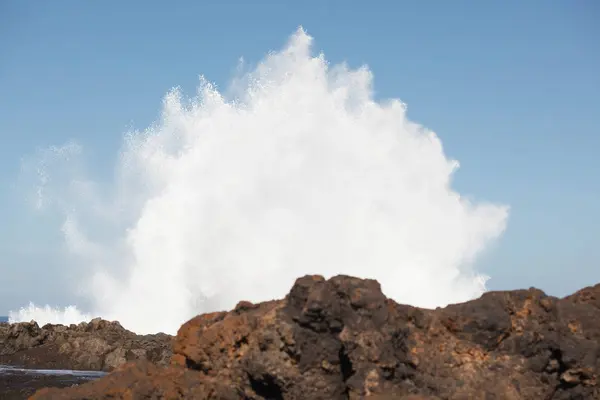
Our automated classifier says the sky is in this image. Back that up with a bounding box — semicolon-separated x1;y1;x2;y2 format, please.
0;1;599;317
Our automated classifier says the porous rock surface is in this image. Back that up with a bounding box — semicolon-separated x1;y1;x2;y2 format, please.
29;275;600;399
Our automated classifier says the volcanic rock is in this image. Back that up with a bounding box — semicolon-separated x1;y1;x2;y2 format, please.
30;275;600;399
0;317;172;371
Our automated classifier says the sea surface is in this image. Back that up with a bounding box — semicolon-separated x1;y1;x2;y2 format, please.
0;365;106;399
0;316;7;323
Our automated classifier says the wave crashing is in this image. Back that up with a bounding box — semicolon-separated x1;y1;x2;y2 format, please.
10;28;509;335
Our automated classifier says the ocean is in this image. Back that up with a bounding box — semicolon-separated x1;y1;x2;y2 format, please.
0;316;7;323
0;365;106;397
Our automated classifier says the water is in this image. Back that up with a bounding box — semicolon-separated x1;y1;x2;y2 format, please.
0;365;106;378
10;28;508;335
0;316;7;323
0;365;106;398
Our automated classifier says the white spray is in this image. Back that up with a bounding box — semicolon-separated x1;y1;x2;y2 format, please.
10;28;509;335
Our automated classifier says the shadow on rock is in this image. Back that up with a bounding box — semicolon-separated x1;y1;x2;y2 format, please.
20;276;600;399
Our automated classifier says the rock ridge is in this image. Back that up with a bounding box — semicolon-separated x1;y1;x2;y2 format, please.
0;317;172;372
18;275;600;399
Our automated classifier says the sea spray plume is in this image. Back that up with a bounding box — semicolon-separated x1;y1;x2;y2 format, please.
9;303;92;326
10;27;509;335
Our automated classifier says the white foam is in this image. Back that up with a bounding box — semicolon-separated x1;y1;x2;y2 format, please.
11;28;509;335
9;303;92;326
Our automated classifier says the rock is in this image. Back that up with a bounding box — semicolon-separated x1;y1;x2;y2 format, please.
29;275;600;399
30;361;241;400
0;317;172;372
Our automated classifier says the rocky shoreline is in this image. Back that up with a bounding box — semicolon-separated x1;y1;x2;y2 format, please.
1;275;599;399
0;366;106;400
0;317;172;399
0;317;172;372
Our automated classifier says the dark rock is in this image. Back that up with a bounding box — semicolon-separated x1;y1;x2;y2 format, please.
28;275;600;399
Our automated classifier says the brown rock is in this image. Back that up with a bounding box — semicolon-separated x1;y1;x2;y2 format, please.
30;361;241;400
29;275;600;399
0;317;172;371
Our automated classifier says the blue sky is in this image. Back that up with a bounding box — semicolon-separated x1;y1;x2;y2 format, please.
1;1;599;313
